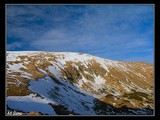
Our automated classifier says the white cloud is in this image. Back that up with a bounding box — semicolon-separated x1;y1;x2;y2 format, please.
7;42;23;50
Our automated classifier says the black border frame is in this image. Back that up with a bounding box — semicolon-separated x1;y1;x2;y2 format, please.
1;0;159;119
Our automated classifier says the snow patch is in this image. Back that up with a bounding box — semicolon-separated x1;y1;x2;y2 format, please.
7;94;56;115
8;63;25;72
47;66;63;80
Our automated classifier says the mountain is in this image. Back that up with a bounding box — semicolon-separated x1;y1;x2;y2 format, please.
6;51;154;115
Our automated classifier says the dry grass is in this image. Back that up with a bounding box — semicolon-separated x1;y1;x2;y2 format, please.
7;76;32;96
7;52;154;110
27;112;41;115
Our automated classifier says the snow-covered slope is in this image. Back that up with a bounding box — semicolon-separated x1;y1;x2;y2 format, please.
6;51;154;115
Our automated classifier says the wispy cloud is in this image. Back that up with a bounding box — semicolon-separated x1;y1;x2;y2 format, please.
7;42;23;50
6;5;154;63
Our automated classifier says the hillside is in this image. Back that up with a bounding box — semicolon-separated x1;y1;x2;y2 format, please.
6;51;154;115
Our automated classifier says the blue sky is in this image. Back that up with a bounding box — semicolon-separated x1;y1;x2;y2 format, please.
6;5;154;63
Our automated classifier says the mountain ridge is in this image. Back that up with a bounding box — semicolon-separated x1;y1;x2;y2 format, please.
7;51;153;64
6;51;154;115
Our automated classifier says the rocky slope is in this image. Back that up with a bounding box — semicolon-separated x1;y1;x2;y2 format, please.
6;51;154;115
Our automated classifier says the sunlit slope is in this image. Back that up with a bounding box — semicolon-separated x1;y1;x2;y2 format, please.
6;51;154;115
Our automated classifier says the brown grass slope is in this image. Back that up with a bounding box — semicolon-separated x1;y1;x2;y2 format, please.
6;52;154;110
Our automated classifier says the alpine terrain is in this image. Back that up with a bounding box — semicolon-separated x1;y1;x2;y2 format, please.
6;51;154;115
